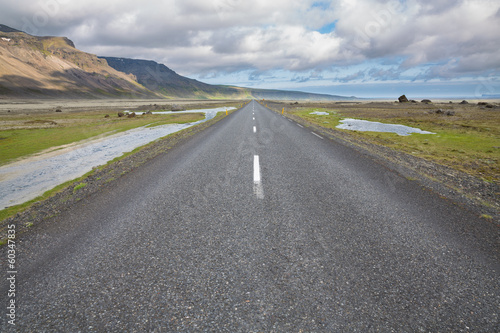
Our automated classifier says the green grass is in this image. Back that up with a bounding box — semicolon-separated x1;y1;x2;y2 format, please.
73;183;87;192
285;105;500;183
0;111;205;165
0;109;235;224
0;170;92;222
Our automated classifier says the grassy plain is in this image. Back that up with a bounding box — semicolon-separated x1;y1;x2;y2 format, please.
270;101;500;184
0;111;206;165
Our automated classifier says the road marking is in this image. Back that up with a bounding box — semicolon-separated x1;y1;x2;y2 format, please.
253;117;255;120
311;132;324;139
297;124;303;128
253;126;256;133
253;155;264;199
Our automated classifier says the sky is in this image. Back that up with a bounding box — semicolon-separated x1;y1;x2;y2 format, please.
1;0;499;98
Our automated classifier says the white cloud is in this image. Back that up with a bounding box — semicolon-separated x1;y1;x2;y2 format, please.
0;0;499;88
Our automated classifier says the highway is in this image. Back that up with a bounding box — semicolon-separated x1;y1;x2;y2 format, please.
1;100;499;331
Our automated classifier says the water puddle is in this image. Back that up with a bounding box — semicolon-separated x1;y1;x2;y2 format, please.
336;118;435;136
0;107;235;209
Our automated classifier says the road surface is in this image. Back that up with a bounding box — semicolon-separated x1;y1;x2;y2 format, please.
1;100;499;331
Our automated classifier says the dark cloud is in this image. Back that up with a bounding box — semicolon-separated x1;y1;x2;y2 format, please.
338;71;366;82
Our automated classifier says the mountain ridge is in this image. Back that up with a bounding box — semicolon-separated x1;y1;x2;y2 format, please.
101;56;352;100
0;25;157;98
0;24;353;100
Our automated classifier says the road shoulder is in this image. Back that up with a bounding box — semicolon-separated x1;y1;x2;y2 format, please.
0;109;237;244
276;108;499;225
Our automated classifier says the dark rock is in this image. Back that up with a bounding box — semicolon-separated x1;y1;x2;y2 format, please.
445;110;455;116
104;114;110;118
421;99;432;104
435;109;444;114
478;102;488;106
118;112;125;117
410;100;417;103
486;104;494;108
398;95;409;103
55;108;62;112
127;112;136;118
460;100;469;104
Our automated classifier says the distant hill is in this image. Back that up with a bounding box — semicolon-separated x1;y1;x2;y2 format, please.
0;24;353;100
102;56;351;100
101;56;247;99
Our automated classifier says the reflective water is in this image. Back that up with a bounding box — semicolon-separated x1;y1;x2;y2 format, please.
0;107;235;209
337;118;435;136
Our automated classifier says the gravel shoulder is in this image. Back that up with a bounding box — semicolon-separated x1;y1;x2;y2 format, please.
0;110;235;242
282;111;500;225
2;100;498;244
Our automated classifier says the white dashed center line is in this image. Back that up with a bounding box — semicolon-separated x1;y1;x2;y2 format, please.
297;124;304;128
253;126;257;133
311;132;324;139
253;155;264;199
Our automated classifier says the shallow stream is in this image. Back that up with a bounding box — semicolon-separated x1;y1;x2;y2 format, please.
0;107;234;209
336;118;435;136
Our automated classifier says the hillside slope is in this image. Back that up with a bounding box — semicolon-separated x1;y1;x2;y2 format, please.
101;57;246;99
102;56;351;100
0;25;157;98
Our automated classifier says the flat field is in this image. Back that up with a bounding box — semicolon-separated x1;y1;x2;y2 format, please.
0;99;243;165
267;100;500;185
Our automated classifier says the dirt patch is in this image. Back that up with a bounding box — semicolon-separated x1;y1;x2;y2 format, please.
24;119;57;125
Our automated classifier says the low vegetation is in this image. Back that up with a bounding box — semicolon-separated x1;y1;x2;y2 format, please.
0;110;205;165
268;101;500;184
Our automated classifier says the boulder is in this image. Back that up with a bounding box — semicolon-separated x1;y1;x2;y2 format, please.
445;110;455;116
459;100;469;104
104;114;110;118
398;95;409;103
127;112;136;118
170;104;183;111
117;112;125;117
421;99;432;104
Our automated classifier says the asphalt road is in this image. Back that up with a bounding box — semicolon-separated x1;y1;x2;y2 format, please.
1;100;499;331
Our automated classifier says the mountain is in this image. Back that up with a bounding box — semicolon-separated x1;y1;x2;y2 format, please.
0;24;353;100
100;57;246;99
102;56;350;100
0;25;157;98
